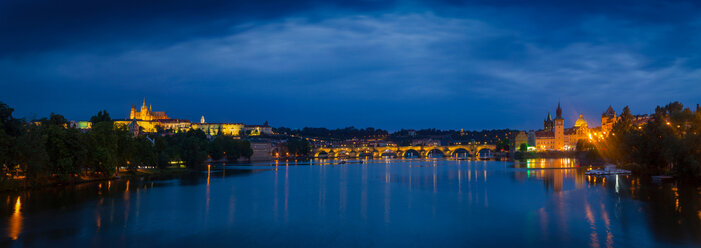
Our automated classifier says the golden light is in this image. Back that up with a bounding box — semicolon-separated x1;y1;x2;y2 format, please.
9;196;22;240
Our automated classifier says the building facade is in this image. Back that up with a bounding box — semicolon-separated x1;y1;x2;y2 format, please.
601;105;617;134
130;99;169;121
532;102;590;151
79;99;266;137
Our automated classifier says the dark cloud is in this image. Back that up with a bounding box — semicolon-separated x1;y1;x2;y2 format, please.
1;0;700;130
0;0;396;55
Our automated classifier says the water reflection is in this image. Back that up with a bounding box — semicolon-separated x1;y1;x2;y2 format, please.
2;160;701;247
8;196;21;240
513;158;584;192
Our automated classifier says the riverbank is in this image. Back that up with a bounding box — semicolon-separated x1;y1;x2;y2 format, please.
0;167;197;192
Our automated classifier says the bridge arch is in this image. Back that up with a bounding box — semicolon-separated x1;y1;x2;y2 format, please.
312;144;496;159
357;149;374;159
450;148;470;158
424;148;445;158
335;149;351;158
475;146;493;159
402;149;421;158
379;148;397;158
315;150;329;158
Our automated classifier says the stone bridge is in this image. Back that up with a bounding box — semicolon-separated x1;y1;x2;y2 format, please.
312;143;496;159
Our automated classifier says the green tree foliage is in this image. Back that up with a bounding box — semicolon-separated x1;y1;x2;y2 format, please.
604;102;701;178
519;143;528;152
287;138;311;156
208;136;228;161
496;139;510;151
85;119;119;176
154;137;170;169
173;129;209;169
132;136;156;169
14;125;49;178
90;110;111;123
238;140;253;159
0;101;270;183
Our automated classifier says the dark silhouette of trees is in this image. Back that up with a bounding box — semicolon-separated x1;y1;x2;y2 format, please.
208;136;253;162
0;102;254;185
274;126;389;140
603;102;701;178
286;138;311;156
90;110;111;123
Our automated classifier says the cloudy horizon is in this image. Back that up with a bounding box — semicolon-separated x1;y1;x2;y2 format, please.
2;0;700;130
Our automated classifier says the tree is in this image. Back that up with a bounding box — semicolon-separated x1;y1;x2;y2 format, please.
603;102;701;178
519;143;528;152
176;129;209;169
208;136;228;161
287;138;311;156
15;125;49;179
46;113;68;126
496;139;510;151
131;136;156;170
85;120;118;176
90;110;112;124
0;102;23;137
154;137;171;169
237;140;253;159
44;118;86;181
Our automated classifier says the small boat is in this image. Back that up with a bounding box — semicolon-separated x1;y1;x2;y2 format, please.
585;165;631;176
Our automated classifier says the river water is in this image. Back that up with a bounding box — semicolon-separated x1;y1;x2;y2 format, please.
2;159;701;247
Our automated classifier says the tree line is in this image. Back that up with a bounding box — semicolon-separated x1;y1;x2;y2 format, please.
0;102;253;184
598;102;701;178
274;126;389;140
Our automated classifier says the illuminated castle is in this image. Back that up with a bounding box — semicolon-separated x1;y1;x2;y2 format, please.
95;99;272;136
130;99;169;121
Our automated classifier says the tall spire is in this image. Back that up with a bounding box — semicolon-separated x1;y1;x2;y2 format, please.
547;112;552;121
556;101;562;119
603;105;616;117
142;98;146;108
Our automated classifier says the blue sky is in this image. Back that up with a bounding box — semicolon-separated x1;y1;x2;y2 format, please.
1;0;700;130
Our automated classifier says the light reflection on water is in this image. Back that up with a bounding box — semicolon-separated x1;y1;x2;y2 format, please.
8;196;21;240
2;159;701;247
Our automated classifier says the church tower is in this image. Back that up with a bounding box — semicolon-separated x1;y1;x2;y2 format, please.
601;105;617;134
553;101;565;150
139;98;151;121
544;112;553;132
130;104;136;119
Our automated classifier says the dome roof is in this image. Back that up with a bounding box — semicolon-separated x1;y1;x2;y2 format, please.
574;114;587;128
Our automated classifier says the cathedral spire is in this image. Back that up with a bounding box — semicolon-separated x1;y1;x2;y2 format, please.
556;101;563;119
142;98;146;108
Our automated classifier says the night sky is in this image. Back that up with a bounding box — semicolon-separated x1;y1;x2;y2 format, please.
1;0;700;130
